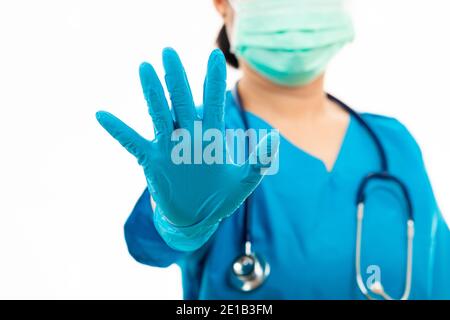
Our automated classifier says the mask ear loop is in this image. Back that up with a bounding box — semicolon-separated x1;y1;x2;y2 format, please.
226;0;240;55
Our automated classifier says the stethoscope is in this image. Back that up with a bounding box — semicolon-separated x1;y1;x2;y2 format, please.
230;85;415;300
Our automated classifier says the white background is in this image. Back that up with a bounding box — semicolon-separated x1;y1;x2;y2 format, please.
0;0;449;299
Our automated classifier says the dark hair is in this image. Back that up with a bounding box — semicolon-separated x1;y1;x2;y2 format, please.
216;24;239;69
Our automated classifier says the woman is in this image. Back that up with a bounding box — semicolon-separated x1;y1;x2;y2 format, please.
96;0;450;299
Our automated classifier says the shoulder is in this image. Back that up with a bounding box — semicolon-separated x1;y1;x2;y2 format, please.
360;113;412;138
359;112;423;161
360;114;442;232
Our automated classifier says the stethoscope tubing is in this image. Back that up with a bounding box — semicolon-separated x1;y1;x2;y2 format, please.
231;84;415;299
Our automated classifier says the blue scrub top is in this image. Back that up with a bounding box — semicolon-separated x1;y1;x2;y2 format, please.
124;91;450;299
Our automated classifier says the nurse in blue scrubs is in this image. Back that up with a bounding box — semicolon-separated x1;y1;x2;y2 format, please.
96;0;450;299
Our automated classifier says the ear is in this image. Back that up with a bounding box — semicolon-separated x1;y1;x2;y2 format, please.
213;0;229;18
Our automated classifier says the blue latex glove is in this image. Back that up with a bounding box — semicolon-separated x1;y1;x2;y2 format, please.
96;48;279;251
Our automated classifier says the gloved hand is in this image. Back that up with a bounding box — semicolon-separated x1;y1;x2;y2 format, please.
96;48;279;251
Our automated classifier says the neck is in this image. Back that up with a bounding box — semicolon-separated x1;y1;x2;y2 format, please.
237;62;329;120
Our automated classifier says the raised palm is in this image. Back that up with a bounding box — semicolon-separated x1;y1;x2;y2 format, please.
96;48;278;230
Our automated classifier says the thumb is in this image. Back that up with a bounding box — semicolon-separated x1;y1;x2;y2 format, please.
242;131;280;186
96;111;149;165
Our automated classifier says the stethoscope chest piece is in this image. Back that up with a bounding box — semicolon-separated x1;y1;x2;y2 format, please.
230;249;270;292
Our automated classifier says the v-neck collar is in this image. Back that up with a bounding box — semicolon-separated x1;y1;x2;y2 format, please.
227;90;354;176
244;111;354;175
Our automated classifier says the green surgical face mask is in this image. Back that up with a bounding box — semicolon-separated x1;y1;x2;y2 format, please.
229;0;355;86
